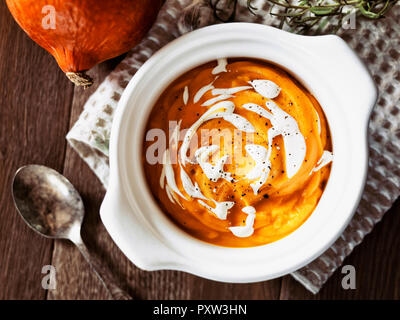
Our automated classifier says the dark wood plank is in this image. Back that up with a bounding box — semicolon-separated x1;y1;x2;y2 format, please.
48;61;118;300
0;1;75;299
280;197;400;299
189;279;281;300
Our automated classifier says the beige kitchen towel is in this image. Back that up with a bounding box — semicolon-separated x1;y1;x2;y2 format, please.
67;0;400;293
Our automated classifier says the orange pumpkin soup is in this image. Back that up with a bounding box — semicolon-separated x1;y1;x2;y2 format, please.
143;58;332;247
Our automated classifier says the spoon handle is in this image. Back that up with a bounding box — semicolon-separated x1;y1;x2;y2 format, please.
73;238;132;300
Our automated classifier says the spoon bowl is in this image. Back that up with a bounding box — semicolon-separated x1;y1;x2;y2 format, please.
12;165;84;240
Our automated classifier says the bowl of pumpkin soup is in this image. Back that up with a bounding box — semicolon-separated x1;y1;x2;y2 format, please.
100;23;377;282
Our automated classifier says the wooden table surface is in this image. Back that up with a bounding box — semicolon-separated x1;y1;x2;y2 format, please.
1;1;399;300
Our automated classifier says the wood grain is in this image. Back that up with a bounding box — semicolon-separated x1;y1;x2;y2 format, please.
1;0;400;300
0;1;74;299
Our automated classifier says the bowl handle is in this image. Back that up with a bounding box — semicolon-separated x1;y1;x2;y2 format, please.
100;183;187;272
305;35;378;126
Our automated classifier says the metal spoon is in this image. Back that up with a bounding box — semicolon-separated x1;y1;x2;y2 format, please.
11;164;132;300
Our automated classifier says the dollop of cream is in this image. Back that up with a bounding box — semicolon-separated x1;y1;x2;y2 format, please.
201;94;234;107
195;145;233;183
183;86;189;105
243;100;306;179
198;199;235;220
180;164;235;220
159;155;236;221
229;206;256;237
249;80;281;99
212;86;252;96
313;150;333;172
245;144;271;194
180;101;255;165
212;58;228;75
266;101;306;178
315;109;321;135
162;149;186;200
194;80;215;103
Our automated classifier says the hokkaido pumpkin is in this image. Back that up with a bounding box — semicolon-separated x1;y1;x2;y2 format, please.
6;0;163;87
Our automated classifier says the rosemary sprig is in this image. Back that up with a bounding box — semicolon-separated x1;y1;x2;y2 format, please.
210;0;399;33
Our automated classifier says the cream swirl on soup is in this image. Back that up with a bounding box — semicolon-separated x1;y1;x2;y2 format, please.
143;58;332;247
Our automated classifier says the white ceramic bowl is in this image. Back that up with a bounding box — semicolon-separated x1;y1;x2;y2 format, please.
100;23;377;283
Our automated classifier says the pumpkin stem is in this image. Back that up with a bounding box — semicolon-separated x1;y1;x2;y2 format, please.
66;72;93;89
